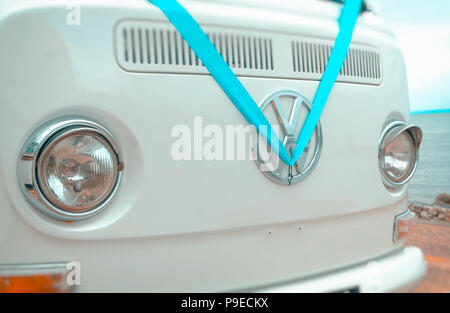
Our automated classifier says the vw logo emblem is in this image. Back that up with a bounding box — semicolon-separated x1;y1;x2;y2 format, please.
256;90;322;185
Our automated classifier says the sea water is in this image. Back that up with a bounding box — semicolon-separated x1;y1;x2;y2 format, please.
409;112;450;204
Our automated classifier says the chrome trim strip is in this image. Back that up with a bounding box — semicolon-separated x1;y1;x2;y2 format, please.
0;262;69;277
393;209;416;243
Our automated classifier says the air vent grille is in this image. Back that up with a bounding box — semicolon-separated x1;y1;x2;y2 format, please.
122;28;199;66
115;20;382;85
291;41;381;79
121;27;273;71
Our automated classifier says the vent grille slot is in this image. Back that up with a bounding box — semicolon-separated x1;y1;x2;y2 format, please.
121;26;273;71
291;41;381;79
208;34;274;70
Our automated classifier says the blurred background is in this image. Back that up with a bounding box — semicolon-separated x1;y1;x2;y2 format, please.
376;0;450;292
376;0;450;205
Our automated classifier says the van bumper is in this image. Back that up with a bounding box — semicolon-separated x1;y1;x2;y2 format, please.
255;246;426;293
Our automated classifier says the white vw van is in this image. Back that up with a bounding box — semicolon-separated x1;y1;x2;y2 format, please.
0;0;425;292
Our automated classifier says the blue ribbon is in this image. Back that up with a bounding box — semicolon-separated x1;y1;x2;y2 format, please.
291;0;362;165
148;0;362;166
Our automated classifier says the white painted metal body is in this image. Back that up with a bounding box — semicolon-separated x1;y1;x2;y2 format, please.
0;0;425;292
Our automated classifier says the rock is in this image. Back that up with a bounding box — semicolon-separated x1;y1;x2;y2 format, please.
408;203;422;215
446;211;450;224
422;206;434;217
429;206;438;216
434;193;450;207
409;202;449;222
420;210;432;220
408;203;417;210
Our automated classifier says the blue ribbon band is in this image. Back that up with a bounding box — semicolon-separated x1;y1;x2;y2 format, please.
291;0;362;164
148;0;362;166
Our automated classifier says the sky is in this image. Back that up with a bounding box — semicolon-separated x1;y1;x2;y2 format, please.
376;0;450;113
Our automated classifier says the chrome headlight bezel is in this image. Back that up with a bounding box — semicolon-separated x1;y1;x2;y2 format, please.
378;120;422;190
18;117;124;221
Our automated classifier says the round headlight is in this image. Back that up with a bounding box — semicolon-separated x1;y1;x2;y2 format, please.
379;121;422;190
382;131;416;182
37;128;119;212
18;118;123;221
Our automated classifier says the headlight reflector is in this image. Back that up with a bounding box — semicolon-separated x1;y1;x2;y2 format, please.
37;129;119;213
18;118;123;221
379;121;422;190
382;131;416;182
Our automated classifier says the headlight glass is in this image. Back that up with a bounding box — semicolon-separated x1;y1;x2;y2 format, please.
379;122;422;190
37;129;119;213
382;131;416;182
